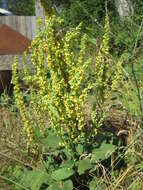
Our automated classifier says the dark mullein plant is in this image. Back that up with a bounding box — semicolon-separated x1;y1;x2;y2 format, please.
11;13;119;190
12;14;92;154
91;13;123;133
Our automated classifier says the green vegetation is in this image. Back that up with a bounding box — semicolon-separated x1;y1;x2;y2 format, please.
7;0;35;15
0;1;143;189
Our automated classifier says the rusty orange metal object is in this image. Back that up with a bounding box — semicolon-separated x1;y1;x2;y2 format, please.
0;24;31;55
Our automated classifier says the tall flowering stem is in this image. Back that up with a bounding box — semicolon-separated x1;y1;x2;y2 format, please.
12;58;34;152
92;13;123;130
12;15;92;153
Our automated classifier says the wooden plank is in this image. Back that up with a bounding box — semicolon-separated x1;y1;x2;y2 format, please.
0;16;17;32
18;16;26;37
0;1;45;40
5;16;17;31
0;55;22;70
25;16;32;40
4;15;11;27
30;16;37;39
0;16;3;24
0;54;32;70
15;16;21;34
9;15;16;30
0;16;36;39
0;1;47;71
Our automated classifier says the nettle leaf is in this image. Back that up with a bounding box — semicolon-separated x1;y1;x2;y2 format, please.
77;158;92;175
47;180;73;190
41;132;62;148
92;143;115;162
51;167;74;181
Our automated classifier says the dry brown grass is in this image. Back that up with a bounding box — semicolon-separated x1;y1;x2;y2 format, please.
0;106;34;188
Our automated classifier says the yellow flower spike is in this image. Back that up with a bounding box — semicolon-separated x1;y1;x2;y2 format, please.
12;14;93;155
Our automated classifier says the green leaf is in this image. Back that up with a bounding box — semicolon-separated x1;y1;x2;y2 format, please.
77;158;92;175
92;143;115;162
76;144;83;155
89;179;106;190
63;149;72;160
131;183;140;190
88;37;97;45
47;182;61;190
135;162;143;170
41;132;62;148
34;127;43;140
51;168;74;181
20;170;49;190
89;180;96;190
61;159;75;169
47;180;73;190
30;172;47;190
63;180;73;190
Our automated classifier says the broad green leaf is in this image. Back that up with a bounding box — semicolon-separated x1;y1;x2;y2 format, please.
31;171;48;190
41;132;62;148
63;180;73;190
77;158;92;175
51;167;74;181
21;170;49;190
76;144;83;155
47;180;73;190
47;182;61;190
92;143;115;162
61;159;74;169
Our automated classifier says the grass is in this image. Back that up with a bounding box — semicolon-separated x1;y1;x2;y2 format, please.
0;97;35;188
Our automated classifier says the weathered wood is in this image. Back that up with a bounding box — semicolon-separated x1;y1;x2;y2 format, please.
26;16;32;39
0;16;37;39
0;0;45;71
30;16;38;39
0;0;45;40
0;54;32;70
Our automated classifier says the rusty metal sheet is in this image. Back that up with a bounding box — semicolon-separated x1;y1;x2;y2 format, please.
0;24;31;55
